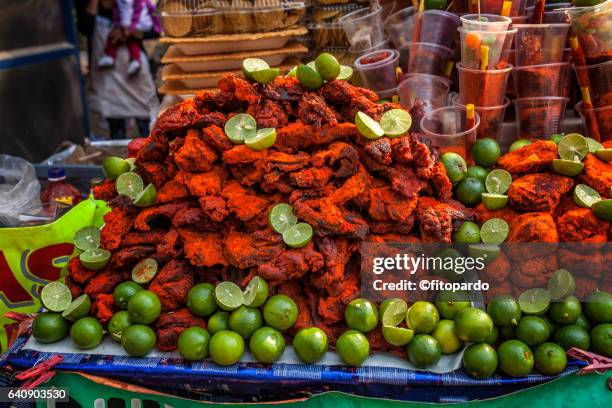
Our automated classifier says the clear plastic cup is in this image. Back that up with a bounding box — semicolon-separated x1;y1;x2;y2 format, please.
566;0;612;65
573;60;612;109
527;3;572;24
354;49;400;95
384;7;461;49
511;15;530;26
420;106;481;159
466;0;528;17
451;95;510;141
513;23;570;66
575;101;612;142
461;14;512;31
512;62;571;98
459;28;516;70
457;63;513;107
348;37;390;57
400;42;454;77
339;6;386;50
513;96;569;138
398;74;452;131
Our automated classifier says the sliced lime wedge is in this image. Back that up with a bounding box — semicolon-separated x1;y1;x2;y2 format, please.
573;184;601;208
74;226;101;251
481;193;508;210
41;282;72;312
355;111;384;139
215;281;244;311
382;325;414;346
480;218;509;244
594;148;612;162
518;288;550;315
126;157;137;171
103;156;131;180
132;258;158;284
245;128;276;151
252;68;280;85
116;172;144;199
586;137;604;153
547;269;576;301
61;294;91;321
224;113;257;144
79;248;111;271
315;52;341;81
336;65;353;81
485;169;512;194
297;64;324;91
380;109;412;138
133;183;157;207
268;203;298;234
286;66;298;78
381;299;408;327
242;58;270;81
552;159;584;176
306;61;317;70
282;222;313;248
591;199;612;221
243;276;269;308
558;133;588;161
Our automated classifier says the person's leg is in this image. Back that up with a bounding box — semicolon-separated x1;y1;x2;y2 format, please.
99;35;118;67
107;118;126;139
126;37;142;62
135;118;150;138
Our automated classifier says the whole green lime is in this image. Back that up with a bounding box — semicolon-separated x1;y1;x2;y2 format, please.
113;281;143;309
187;283;218;317
590;323;611;357
263;295;298;331
249;326;285;363
466;166;489;183
178;327;211;361
229;306;263;339
487;295;521;327
32;312;69;343
553;325;590;351
584;291;612;324
435;290;470;319
121;324;156;356
472;138;501;167
515;316;550;347
345;298;379;333
431;319;463;354
509;139;531;152
455;178;485;207
406;334;442;368
293;327;328;363
70;317;103;349
336;330;369;365
497;340;534;377
574;313;591;332
454;307;493;343
208;311;230;335
127;290;161;324
549;295;581;325
453;221;481;244
108;311;132;342
407;301;440;333
462;343;498;379
484;325;499;345
440;152;467;183
209;330;245;366
534;342;567;375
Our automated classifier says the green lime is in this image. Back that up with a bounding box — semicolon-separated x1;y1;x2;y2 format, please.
61;294;91;321
268;203;298;234
126;157;136;171
41;282;72;312
381;298;408;327
355;111;384;139
573;184;601;208
466;166;489;183
382;325;415;346
243;276;269;308
245;127;277;151
79;249;111;271
485;169;512;194
431;319;463;354
224;113;257;144
70;317;103;349
548;269;576;301
187;283;218;317
32;312;69;343
468;244;501;262
481;193;509;210
229;306;263;339
454;307;493;343
336;330;369;365
472;138;501;167
549;295;581;325
584;291;612;323
336;65;353;81
453;221;481;244
440;152;468;183
509;139;532;152
407;301;440;334
293;327;328;363
455;177;485;206
380;109;412;137
286;66;297;77
242;58;270;81
345;298;379;333
595;148;612;162
591;199;612;221
282;223;313;248
108;311;132;342
425;0;448;9
207;311;230;334
518;288;550;315
121;324;156;356
558;133;588;161
552;159;584;176
297;64;324;90
462;343;498;379
553;325;590;350
586;137;604;153
484;325;499;345
252;68;280;85
487;295;521;327
103;156;131;180
315;52;341;81
480;218;509;244
74;226;100;251
113;281;143;310
516;316;550;347
249;326;285;363
406;334;442;368
132;258;158;284
590;323;612;357
178;327;211;361
497;340;534;377
133;183;157;207
209;330;245;366
574;313;591;332
541;315;558;335
127;290;161;324
306;61;317;70
263;294;298;331
116;172;144;199
435;290;470;319
215;281;244;311
534;342;567;375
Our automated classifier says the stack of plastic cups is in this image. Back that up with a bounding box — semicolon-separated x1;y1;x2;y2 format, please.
567;0;612;141
397;74;452;132
457;14;515;149
354;50;400;99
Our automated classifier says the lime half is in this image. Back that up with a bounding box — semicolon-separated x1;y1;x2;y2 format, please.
591;199;612;221
62;294;91;321
468;244;500;262
132;258;158;284
337;65;354;81
282;222;313;248
286;66;297;78
552;159;584;176
548;269;576;301
242;58;269;81
74;226;101;251
586;137;604;153
481;193;509;210
381;299;408;327
480;218;509;244
116;172;144;199
79;249;111;271
245;128;276;151
297;64;324;91
558;133;588;161
224;113;257;144
594;149;612;162
252;68;280;85
215;281;244;311
41;282;72;312
243;276;269;308
103;157;130;180
573;184;601;208
485;169;512;194
355;111;384;139
268;203;298;234
382;325;414;346
133;183;157;207
519;288;550;315
380;109;412;137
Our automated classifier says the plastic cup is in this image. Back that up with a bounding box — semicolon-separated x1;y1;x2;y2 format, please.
461;14;512;31
420;106;481;159
398;74;452;131
400;42;454;77
512;62;571;98
465;0;528;17
348;37;390;57
452;95;510;141
354;49;400;95
459;28;516;70
513;96;569;138
385;7;461;49
513;23;571;66
527;3;572;24
339;6;386;50
566;0;612;65
573;60;612;109
575;101;612;142
511;16;530;26
457;63;513;107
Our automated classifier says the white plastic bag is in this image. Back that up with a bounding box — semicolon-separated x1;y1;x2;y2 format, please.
0;155;42;227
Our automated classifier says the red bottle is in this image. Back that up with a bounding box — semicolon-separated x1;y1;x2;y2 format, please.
40;168;83;206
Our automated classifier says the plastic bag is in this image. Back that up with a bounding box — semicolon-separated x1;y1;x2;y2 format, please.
0;155;42;227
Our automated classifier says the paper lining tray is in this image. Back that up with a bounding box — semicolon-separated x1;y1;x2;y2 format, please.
162;41;307;72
